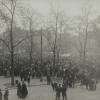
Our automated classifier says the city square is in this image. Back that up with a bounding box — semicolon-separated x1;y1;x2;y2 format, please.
0;0;100;100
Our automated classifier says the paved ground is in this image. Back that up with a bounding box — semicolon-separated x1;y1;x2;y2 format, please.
0;76;100;100
0;76;47;90
8;84;100;100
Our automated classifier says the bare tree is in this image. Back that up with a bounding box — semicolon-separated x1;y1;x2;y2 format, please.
20;8;39;67
0;0;27;85
44;8;67;74
40;26;43;68
74;7;91;70
83;8;90;68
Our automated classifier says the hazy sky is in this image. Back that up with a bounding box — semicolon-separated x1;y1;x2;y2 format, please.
24;0;100;17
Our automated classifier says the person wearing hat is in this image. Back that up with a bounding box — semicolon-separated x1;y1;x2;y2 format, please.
62;84;67;100
0;89;2;100
17;82;22;98
21;81;28;98
56;84;61;100
4;88;9;100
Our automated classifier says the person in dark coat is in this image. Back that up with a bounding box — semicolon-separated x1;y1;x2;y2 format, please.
21;81;28;98
20;71;24;81
17;82;22;98
0;89;2;100
51;81;55;91
32;70;35;79
27;75;30;86
47;74;51;85
62;84;67;100
51;80;57;91
4;89;9;100
56;84;61;100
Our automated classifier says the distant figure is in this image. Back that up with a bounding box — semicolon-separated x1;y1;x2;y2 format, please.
17;82;22;98
4;89;9;100
20;71;24;81
21;82;28;98
0;89;2;100
88;79;97;91
27;75;30;86
32;70;35;78
51;80;57;91
47;74;51;85
7;71;10;77
40;71;43;82
51;81;55;91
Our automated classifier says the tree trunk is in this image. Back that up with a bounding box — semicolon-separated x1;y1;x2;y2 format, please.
41;27;43;67
10;14;14;86
53;15;58;68
30;33;33;66
29;19;33;67
11;49;14;86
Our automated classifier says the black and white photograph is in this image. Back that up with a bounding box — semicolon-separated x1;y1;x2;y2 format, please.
0;0;99;100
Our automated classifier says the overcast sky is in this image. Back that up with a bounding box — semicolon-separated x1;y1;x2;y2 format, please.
23;0;100;18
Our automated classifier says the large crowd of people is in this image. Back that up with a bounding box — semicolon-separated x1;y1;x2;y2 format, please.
45;65;98;100
0;62;98;100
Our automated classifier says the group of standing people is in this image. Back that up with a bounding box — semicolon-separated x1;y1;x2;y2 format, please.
52;82;67;100
0;88;9;100
50;77;68;100
56;84;67;100
17;81;28;99
0;81;28;100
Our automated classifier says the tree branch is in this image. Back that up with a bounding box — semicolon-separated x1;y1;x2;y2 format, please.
43;32;53;51
0;38;10;52
12;0;17;16
14;37;27;48
0;1;12;14
0;9;10;23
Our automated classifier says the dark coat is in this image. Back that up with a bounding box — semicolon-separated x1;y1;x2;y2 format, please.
0;91;2;100
17;83;22;98
4;90;9;100
21;83;28;98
